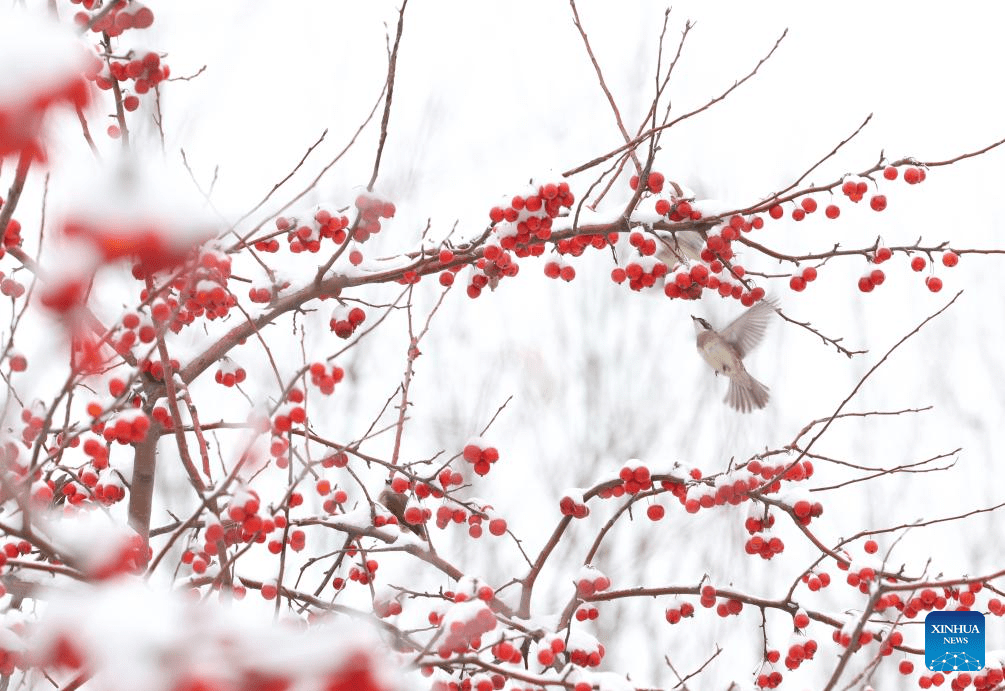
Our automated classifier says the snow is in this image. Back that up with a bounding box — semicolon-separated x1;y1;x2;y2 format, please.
54;152;218;254
587;672;636;691
31;579;404;691
39;511;137;578
0;8;89;105
575;564;607;585
690;198;735;218
630;207;666;226
566;626;601;654
562;488;587;504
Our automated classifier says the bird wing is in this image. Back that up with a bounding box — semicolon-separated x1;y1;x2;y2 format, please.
720;298;777;359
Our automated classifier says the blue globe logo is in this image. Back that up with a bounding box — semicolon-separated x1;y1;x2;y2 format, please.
928;650;984;672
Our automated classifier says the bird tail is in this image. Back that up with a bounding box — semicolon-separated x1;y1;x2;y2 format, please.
726;373;770;413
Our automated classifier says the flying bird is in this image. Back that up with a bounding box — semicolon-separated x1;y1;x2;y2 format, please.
691;299;777;412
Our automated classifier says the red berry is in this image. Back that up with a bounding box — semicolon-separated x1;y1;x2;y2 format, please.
926;276;943;292
864;539;878;554
911;256;926;272
768;204;783;219
898;660;913;674
870;195;887;212
875;246;892;263
942;251;959;267
802;266;817;282
883;166;898;180
858;276;874;293
870;269;885;286
789;276;806;292
825;204;840;219
800;198;817;213
646;504;665;521
133;7;154;29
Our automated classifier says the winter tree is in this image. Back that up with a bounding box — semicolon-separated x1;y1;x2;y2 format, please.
1;2;1004;690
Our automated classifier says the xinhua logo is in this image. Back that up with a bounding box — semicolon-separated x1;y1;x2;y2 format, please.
925;611;985;672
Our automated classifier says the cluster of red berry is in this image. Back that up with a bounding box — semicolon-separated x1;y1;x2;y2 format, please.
72;0;154;36
664;599;695;624
214;359;247;388
329;303;367;339
0;63;92;159
466;182;575;297
462;440;500;476
307;361;344;395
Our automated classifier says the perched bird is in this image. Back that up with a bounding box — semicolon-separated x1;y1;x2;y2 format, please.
691;299;777;412
656;231;705;269
378;482;428;539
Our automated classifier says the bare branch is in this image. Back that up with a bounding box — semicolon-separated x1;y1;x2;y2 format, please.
563;29;788;177
568;0;641;173
367;0;409;191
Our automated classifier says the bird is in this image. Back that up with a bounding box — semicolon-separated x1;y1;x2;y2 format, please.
690;298;777;412
378;482;428;539
656;231;705;269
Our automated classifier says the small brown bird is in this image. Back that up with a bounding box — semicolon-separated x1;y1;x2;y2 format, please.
378;483;428;539
691;299;776;412
656;231;705;269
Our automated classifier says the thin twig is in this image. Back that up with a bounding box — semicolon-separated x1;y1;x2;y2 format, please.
367;0;409;191
230;129;329;232
563;29;788;177
568;0;641;174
